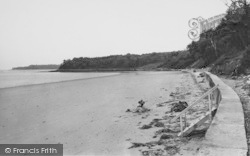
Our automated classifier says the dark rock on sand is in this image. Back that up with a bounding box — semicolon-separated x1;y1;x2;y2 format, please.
126;109;131;112
135;107;150;113
140;124;152;129
171;101;188;112
164;145;179;155
125;107;150;113
155;128;176;135
154;122;165;127
128;142;147;149
160;134;173;140
142;149;164;156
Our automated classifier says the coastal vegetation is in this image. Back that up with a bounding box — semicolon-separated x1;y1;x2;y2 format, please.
59;0;250;75
58;51;194;71
187;0;250;75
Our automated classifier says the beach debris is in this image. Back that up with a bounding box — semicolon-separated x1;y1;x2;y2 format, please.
135;107;150;113
231;76;238;80
160;134;173;140
199;72;205;77
129;142;147;149
171;101;188;112
142;149;164;156
199;79;205;83
140;124;152;129
152;118;162;122
154;122;165;127
242;84;250;90
164;145;179;155
126;100;150;113
156;100;178;107
155;128;176;135
186;129;206;137
126;109;131;112
126;107;150;113
169;92;176;97
145;119;165;128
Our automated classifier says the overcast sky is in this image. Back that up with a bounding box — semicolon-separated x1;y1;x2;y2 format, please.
0;0;228;69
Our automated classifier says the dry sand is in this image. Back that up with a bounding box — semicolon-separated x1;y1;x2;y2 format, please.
127;71;212;156
0;71;194;155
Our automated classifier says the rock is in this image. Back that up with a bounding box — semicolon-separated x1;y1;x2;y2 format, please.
231;76;237;80
171;101;188;112
160;134;173;140
140;124;152;129
164;145;179;155
135;107;150;113
199;72;205;77
169;92;175;96
242;84;250;90
154;122;165;127
126;109;131;112
156;128;176;135
142;149;164;156
152;118;162;122
199;79;205;83
129;142;146;149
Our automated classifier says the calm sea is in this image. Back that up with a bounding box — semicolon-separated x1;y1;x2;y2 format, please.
0;70;120;89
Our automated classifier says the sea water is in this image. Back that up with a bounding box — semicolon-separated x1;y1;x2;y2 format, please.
0;70;120;88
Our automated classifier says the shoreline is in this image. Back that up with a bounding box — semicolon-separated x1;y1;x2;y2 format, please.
0;73;122;90
0;71;122;89
53;68;180;73
0;71;183;90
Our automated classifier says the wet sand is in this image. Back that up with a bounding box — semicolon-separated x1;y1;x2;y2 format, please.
0;71;188;155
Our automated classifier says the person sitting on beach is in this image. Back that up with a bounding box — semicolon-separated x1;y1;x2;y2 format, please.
138;100;145;107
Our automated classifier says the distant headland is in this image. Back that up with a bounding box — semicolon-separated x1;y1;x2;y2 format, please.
12;64;60;70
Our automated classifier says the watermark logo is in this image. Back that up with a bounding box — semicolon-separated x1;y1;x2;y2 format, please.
5;148;11;153
188;17;204;41
188;14;226;41
0;144;63;156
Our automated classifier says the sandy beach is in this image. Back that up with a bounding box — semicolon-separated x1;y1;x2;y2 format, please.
0;71;195;155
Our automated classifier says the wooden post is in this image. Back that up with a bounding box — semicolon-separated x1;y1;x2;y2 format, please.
184;112;187;128
208;94;212;121
180;115;183;135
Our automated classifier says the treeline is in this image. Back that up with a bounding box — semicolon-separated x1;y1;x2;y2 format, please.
13;64;60;70
58;51;194;71
59;0;250;74
187;0;250;75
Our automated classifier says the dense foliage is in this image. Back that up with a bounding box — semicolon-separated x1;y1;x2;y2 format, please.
59;0;250;74
187;0;250;74
59;51;194;70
